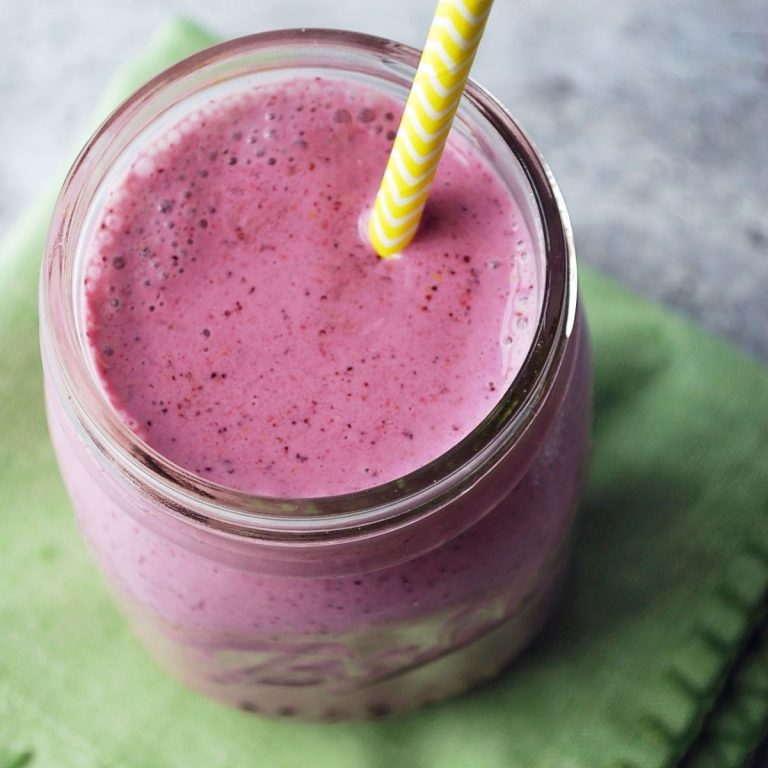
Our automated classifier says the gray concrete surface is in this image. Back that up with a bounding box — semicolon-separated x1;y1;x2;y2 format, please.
0;0;765;359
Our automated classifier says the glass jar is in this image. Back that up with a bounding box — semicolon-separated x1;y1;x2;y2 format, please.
40;29;591;720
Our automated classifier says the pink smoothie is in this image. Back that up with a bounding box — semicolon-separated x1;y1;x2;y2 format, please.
45;69;590;718
84;77;539;497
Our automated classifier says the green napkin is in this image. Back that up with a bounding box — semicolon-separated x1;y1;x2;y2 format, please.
1;18;767;768
684;621;768;767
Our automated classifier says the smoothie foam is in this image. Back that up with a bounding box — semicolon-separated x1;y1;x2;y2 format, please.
84;77;539;497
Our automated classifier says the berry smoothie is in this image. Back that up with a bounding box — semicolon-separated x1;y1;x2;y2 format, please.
43;42;590;719
84;77;539;497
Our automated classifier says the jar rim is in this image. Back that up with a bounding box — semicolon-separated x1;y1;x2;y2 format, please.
40;28;577;542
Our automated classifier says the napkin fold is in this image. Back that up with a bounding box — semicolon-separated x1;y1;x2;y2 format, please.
1;18;767;768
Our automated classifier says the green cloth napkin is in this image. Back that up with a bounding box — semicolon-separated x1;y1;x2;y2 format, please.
684;621;768;767
1;19;767;768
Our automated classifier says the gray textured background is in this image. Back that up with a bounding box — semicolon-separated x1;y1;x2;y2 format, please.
0;0;766;359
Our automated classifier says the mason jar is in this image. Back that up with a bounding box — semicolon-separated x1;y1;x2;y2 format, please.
40;29;591;721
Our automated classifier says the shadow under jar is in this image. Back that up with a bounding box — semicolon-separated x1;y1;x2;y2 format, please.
40;30;591;721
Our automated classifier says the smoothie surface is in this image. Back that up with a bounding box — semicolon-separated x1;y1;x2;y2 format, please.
85;77;539;496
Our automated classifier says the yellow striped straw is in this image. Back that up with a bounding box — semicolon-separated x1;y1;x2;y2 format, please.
368;0;495;258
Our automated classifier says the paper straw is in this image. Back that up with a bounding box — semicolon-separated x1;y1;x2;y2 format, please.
368;0;495;258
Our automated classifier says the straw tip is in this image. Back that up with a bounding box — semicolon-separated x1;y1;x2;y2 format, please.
373;240;404;260
361;207;404;260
